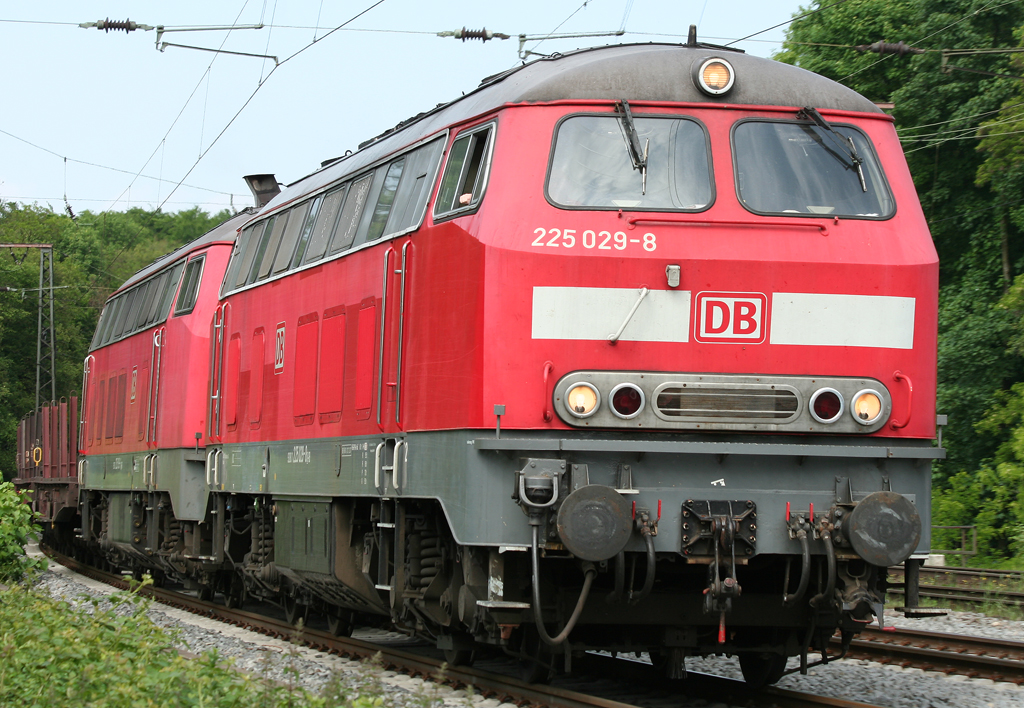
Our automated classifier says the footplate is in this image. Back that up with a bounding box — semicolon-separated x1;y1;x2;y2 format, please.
680;500;757;557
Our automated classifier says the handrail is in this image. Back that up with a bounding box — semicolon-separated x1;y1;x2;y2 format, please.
623;215;830;236
393;439;407;491
890;370;913;429
78;355;94;453
376;248;394;428
373;441;385;490
395;241;412;426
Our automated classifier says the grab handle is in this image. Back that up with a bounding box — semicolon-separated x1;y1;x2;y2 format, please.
890;370;913;429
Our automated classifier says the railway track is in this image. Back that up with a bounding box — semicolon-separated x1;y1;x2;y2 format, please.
887;565;1024;608
838;626;1024;685
40;547;886;708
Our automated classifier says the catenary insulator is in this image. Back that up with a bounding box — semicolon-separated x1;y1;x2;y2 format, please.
97;18;138;33
438;27;511;42
854;41;925;57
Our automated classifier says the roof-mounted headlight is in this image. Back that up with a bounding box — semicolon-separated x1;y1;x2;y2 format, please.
693;57;735;96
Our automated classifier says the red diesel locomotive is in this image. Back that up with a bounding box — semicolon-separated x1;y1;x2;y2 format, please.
20;39;943;686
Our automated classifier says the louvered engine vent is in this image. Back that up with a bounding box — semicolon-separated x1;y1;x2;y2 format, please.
654;385;799;422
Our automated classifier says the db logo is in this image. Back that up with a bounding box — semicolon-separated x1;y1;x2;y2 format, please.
274;323;286;374
694;292;768;344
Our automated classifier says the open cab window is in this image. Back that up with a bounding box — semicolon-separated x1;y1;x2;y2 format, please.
434;123;495;220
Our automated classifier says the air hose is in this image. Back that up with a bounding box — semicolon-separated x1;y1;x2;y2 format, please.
783;529;811;607
628;531;656;605
810;529;837;608
531;524;596;646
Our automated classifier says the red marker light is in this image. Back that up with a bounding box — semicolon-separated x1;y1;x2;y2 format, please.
786;501;791;523
810;502;814;523
657;499;662;521
632;501;636;520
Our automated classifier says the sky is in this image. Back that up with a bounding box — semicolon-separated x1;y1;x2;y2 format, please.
0;1;809;216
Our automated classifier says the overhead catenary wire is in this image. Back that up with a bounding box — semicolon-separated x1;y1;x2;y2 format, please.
102;0;391;275
725;0;850;47
103;0;257;213
837;0;1018;83
0;127;242;197
898;112;1024;141
521;0;596;60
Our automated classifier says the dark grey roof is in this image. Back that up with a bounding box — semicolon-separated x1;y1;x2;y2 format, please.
266;43;881;214
114;209;256;295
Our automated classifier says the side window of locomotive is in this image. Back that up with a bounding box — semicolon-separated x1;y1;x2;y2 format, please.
547;115;712;211
111;291;137;341
223;225;256;293
245;216;278;285
328;174;373;255
173;256;206;316
434;125;494;219
272;201;310;274
255;212;290;281
124;282;150;335
100;297;124;346
385;136;446;236
290;196;323;268
302;187;347;265
156;261;186;321
141;270;169;328
732;120;894;219
366;159;406;241
234;221;269;288
90;304;110;350
132;280;158;333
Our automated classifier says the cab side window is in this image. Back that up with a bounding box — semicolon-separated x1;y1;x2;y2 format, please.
173;256;206;316
434;124;495;219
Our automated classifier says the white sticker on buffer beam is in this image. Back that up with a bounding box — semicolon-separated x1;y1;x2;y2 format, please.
532;286;691;342
770;293;915;349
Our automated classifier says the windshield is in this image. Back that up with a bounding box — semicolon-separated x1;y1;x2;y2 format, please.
733;120;893;218
547;115;713;211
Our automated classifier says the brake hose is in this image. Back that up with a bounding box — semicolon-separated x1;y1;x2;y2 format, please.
531;525;596;646
810;530;837;608
628;531;656;605
783;529;811;607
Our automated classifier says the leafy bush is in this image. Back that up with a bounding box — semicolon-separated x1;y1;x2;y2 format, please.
0;582;416;708
0;480;46;581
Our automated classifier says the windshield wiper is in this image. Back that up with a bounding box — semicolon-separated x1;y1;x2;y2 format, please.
797;107;867;192
616;100;649;195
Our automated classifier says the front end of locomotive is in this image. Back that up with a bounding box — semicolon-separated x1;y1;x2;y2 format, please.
440;46;942;683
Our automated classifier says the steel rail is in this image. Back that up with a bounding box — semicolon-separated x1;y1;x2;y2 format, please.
834;626;1024;685
44;547;889;708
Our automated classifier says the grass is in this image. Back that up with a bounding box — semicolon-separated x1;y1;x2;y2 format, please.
0;579;463;708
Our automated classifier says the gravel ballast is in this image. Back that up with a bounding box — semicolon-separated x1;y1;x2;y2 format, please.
27;559;1024;708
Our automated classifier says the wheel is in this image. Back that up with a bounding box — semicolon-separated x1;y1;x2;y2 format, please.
443;647;475;667
283;594;308;626
739;652;788;688
517;628;554;684
327;609;353;637
224;576;246;609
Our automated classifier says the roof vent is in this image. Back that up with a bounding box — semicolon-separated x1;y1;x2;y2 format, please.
243;174;280;208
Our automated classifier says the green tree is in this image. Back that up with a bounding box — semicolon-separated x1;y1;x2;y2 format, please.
0;202;234;480
779;0;1024;562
